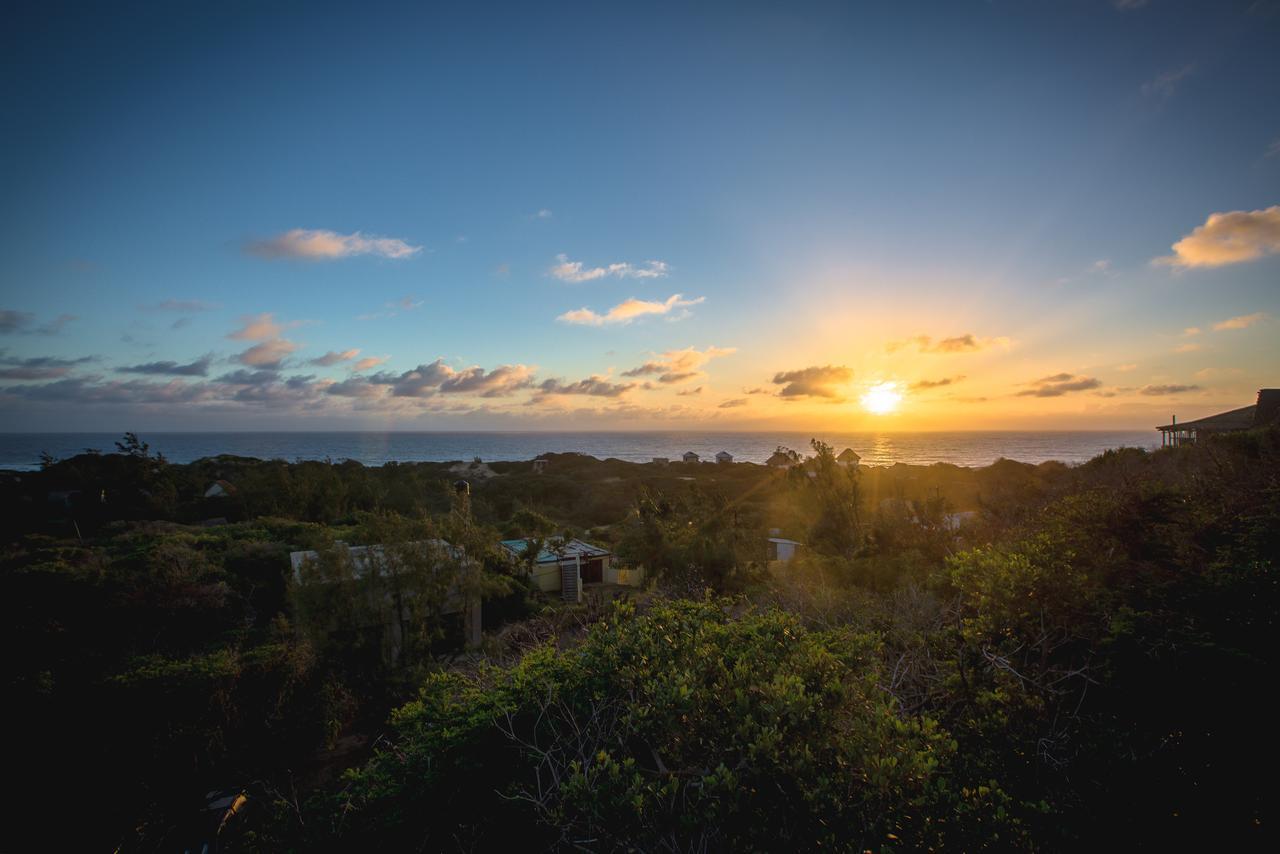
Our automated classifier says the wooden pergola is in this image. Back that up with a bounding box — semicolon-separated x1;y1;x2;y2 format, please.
1156;405;1257;447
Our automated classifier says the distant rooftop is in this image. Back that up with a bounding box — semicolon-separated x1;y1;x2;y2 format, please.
499;537;611;564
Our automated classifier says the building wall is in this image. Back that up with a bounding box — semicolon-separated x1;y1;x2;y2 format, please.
530;562;562;593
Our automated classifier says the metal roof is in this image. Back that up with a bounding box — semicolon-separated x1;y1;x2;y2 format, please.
1156;405;1256;432
499;537;611;563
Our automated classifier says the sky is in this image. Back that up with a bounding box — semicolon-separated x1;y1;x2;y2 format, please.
1;0;1278;432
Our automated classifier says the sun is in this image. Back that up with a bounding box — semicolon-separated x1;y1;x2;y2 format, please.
860;381;902;415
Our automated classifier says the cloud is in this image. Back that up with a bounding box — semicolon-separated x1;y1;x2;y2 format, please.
0;311;35;334
1156;206;1280;268
357;359;534;399
1140;384;1201;396
1183;327;1201;336
1267;138;1280;159
549;254;669;283
1141;64;1195;99
537;376;635;398
35;314;76;336
622;345;736;383
1212;312;1266;331
228;313;286;341
558;294;704;326
676;386;703;396
1174;342;1202;353
0;353;95;380
356;296;424;321
118;356;212;377
771;365;853;399
237;339;300;369
534;209;553;219
247;229;421;260
909;375;965;391
353;356;389;371
1016;373;1101;397
887;333;1011;354
718;398;748;409
1114;363;1138;372
309;349;361;367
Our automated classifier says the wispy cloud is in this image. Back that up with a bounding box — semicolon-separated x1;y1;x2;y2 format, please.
549;254;669;283
1140;384;1201;395
356;360;536;399
353;355;389;371
227;313;300;369
718;398;748;409
621;345;735;383
1156;206;1280;267
771;365;852;399
1016;373;1101;397
887;333;1011;354
1141;64;1195;100
1183;327;1202;336
1175;342;1202;353
118;356;212;377
558;294;704;326
1212;312;1266;331
1266;138;1280;159
309;349;361;367
533;209;553;219
356;296;423;321
3;311;80;336
247;229;421;261
909;375;965;391
0;353;94;380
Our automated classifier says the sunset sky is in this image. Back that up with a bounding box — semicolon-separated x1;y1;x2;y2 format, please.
2;0;1278;432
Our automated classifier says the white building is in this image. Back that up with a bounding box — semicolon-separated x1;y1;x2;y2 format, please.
767;537;803;562
715;450;733;464
682;451;700;464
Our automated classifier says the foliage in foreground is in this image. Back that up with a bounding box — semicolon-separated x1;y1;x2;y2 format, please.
284;599;1025;851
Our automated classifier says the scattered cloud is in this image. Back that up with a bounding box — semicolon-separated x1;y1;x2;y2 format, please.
1140;384;1201;395
676;386;703;396
743;387;772;395
621;345;735;383
1267;138;1280;159
718;398;748;409
537;376;635;398
1212;312;1266;331
549;254;669;283
309;349;361;367
228;313;287;341
0;353;94;380
558;294;704;326
771;365;853;399
237;339;300;369
1141;64;1195;100
887;333;1011;354
1175;342;1202;353
356;296;423;321
534;209;553;219
353;355;389;371
0;310;35;334
359;360;536;399
1183;327;1202;336
1115;363;1138;372
909;375;965;391
1156;206;1280;268
1017;373;1101;397
118;356;212;377
247;229;421;261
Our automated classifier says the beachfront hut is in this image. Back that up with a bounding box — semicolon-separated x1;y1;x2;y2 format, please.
766;449;798;468
531;458;549;474
836;448;861;468
500;537;635;602
715;450;733;464
683;451;700;464
767;537;803;562
1157;388;1280;447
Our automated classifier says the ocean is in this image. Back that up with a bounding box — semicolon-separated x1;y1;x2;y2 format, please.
0;431;1159;472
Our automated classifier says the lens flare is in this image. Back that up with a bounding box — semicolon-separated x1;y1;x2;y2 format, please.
860;381;902;414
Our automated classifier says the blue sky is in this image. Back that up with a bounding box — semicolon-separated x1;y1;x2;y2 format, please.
2;0;1278;431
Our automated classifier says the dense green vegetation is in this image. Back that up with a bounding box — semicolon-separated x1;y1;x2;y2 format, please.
3;431;1276;850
